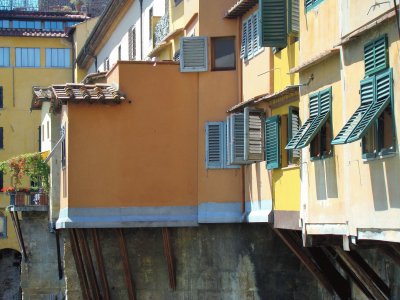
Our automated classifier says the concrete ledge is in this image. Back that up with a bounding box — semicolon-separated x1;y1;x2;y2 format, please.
10;205;49;212
245;199;273;223
358;228;400;243
56;206;198;229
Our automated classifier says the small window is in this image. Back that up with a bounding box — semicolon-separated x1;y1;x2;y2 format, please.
0;87;3;108
241;11;262;60
129;26;136;60
211;36;235;71
104;58;110;71
0;215;6;238
45;48;71;68
0;171;3;190
15;48;40;68
118;45;121;61
0;20;9;28
0;48;10;67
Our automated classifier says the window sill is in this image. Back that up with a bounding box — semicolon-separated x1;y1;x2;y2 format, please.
310;154;333;161
281;164;300;171
362;152;396;162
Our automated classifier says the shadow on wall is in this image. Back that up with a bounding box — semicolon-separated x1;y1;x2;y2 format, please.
0;248;21;299
314;157;338;201
369;158;400;211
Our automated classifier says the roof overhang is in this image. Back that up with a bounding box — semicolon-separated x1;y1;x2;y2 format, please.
224;0;258;19
227;93;269;113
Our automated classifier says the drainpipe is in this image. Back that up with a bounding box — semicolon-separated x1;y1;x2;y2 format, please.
140;0;143;60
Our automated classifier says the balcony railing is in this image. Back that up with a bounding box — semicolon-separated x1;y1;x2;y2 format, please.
154;13;169;47
8;192;48;211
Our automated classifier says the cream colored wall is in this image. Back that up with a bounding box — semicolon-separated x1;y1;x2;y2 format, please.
341;0;398;37
299;0;339;62
300;54;344;224
339;20;400;236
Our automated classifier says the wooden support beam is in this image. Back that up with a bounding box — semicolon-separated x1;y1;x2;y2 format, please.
10;212;27;262
162;227;176;290
117;228;136;300
308;247;351;300
56;230;63;280
380;245;400;266
69;229;91;300
273;229;335;296
91;229;111;300
334;247;389;300
76;229;101;300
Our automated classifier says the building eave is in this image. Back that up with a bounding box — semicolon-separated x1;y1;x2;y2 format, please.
224;0;258;19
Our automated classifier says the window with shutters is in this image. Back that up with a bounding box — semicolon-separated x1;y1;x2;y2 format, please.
180;36;208;72
240;11;262;60
331;35;395;159
286;88;332;159
205;122;239;169
129;26;136;61
305;0;324;12
211;36;235;71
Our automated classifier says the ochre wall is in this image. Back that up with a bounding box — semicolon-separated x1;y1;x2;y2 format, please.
273;41;299;93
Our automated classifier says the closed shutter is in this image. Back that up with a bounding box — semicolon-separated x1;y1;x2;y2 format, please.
348;68;392;143
244;107;264;161
364;35;388;76
180;36;208;72
205;122;223;168
225;119;240;169
240;21;247;59
296;87;331;148
230;113;246;164
286;92;319;149
288;0;299;35
265;115;280;170
128;26;135;60
260;0;287;48
332;77;374;145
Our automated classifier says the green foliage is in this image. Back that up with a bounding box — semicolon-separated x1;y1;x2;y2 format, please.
0;152;50;193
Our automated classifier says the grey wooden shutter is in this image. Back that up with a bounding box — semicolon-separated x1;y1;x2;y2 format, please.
230;113;246;164
265;115;280;170
288;0;299;35
260;0;287;48
224;119;240;169
240;21;247;59
205;122;223;168
180;36;208;72
246;16;253;58
244;107;264;162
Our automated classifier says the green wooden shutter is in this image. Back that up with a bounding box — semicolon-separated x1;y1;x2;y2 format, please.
347;68;392;143
180;36;208;72
244;107;264;162
259;0;287;48
265;115;280;170
240;21;247;59
331;77;374;145
205;122;224;168
295;87;331;148
364;35;388;76
288;0;299;35
286;92;319;150
230;113;246;164
288;107;300;161
252;12;260;53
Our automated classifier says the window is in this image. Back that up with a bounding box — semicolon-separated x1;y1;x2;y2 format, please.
180;36;208;72
305;0;324;12
229;108;265;164
0;214;6;238
0;48;9;67
104;58;110;71
331;35;395;159
205;122;239;169
286;88;332;159
211;36;235;71
0;20;9;28
128;26;136;60
0;171;2;190
240;11;262;60
0;127;3;149
45;48;71;68
15;48;40;67
0;87;3;108
118;45;121;61
149;7;153;41
44;21;63;31
265;107;300;170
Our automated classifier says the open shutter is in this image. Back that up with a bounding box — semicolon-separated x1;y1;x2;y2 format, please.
244;107;264;162
180;36;208;72
246;16;253;58
348;68;392;143
205;122;223;168
332;77;374;145
265;115;280;170
240;21;247;59
260;0;287;48
224;119;240;168
296;88;331;148
364;35;388;76
252;12;260;53
230;113;246;164
286;92;319;149
288;107;300;160
288;0;299;35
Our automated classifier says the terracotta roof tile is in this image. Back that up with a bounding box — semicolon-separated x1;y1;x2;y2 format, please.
0;28;68;37
225;0;258;19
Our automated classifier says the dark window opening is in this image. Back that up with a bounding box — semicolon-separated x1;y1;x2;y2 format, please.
310;118;332;159
211;36;235;71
